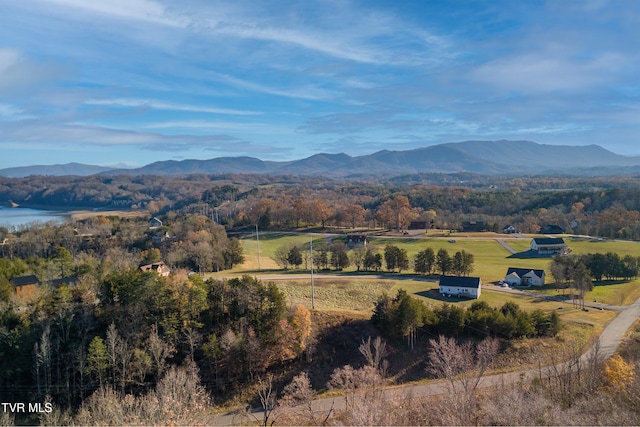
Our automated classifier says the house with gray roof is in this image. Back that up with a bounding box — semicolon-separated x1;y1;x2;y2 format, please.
505;267;546;287
531;238;567;255
439;275;482;299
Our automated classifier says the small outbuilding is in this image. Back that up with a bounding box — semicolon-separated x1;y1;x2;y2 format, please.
439;275;482;299
10;275;40;301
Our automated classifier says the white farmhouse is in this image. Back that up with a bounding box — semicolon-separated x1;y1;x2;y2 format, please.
439;275;482;299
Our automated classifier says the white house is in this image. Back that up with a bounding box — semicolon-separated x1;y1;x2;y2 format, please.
505;267;546;287
439;275;482;299
502;225;516;234
530;238;567;255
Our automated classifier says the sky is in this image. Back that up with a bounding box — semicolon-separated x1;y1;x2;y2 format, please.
0;0;639;169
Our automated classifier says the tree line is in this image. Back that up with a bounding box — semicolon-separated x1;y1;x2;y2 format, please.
275;242;474;277
6;173;640;239
372;290;561;348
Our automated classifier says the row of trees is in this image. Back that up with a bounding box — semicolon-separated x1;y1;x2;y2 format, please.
372;290;561;348
415;247;474;276
273;242;474;277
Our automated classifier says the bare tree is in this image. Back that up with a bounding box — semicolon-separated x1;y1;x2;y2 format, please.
359;336;389;375
254;374;278;427
147;324;174;380
279;372;331;425
427;335;498;425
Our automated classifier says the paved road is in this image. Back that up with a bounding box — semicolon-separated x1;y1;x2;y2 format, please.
211;287;640;425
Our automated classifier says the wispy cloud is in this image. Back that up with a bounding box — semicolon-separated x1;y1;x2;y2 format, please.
145;120;291;134
472;50;627;93
85;98;261;115
0;121;239;148
211;73;338;101
38;0;187;27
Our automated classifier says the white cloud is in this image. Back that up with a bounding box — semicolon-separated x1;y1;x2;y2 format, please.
85;98;261;115
472;50;626;93
208;22;383;64
38;0;187;27
213;73;338;101
145;120;292;134
0;121;238;147
0;48;68;94
0;48;21;73
0;103;29;120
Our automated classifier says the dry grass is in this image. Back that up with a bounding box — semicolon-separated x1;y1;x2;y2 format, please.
69;209;150;220
262;275;615;363
274;278;395;313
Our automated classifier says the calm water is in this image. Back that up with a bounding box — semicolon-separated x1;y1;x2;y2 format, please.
0;207;67;229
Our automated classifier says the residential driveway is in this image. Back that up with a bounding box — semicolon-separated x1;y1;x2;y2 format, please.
495;238;517;254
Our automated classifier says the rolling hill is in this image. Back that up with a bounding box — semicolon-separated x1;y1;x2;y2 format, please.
2;141;640;178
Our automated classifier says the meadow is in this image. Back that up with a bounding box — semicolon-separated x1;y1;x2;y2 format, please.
233;231;640;311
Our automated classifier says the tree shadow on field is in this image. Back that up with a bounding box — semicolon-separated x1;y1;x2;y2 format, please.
508;250;553;259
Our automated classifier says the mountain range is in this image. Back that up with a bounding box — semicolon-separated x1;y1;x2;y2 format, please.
3;140;640;179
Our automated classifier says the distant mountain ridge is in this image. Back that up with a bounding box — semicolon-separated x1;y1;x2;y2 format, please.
0;162;113;178
2;141;640;178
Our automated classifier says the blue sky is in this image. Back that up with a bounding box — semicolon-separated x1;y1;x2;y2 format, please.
0;0;639;169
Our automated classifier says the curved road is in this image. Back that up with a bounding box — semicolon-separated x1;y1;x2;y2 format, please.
211;273;640;426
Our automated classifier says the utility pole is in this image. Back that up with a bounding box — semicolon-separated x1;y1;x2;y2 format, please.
310;233;314;310
256;224;261;270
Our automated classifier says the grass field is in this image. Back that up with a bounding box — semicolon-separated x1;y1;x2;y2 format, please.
527;280;640;306
239;232;551;283
240;232;640;288
236;232;640;307
264;276;616;342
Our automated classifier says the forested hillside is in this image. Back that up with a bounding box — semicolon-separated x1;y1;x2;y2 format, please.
6;173;640;239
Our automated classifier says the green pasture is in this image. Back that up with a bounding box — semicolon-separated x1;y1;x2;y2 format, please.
237;232;640;305
239;232;323;258
502;238;532;253
527;279;640;306
564;236;640;256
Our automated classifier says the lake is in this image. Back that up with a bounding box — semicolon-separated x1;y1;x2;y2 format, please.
0;207;67;229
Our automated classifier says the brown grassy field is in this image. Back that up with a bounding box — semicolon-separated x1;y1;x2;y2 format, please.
69;209;150;220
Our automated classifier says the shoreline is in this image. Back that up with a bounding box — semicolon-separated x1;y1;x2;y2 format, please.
1;204;149;221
